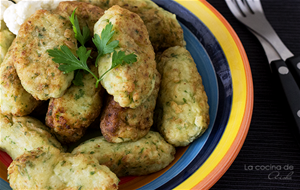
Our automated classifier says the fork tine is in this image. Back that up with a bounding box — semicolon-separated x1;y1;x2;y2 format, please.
226;0;294;60
236;0;252;15
225;0;244;18
246;0;264;13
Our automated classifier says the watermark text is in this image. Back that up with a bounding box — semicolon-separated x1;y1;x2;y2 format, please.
244;164;294;180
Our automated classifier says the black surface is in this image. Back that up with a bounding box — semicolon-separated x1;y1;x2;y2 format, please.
207;0;300;189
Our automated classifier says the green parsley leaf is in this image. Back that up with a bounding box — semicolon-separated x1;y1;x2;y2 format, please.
73;70;84;86
70;8;90;46
47;45;101;87
48;46;91;73
68;9;90;85
98;50;137;81
112;50;137;67
92;22;119;66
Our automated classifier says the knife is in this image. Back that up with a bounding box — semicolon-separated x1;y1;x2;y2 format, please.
250;29;300;146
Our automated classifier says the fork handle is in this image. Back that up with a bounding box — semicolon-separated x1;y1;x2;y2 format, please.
271;60;300;145
286;55;300;88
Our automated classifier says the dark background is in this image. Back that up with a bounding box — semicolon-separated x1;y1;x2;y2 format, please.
206;0;300;189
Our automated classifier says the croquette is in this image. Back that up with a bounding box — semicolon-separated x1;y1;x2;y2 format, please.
72;131;175;177
0;114;63;160
100;71;160;143
46;64;103;144
155;46;210;147
94;5;157;108
12;10;77;100
8;146;119;190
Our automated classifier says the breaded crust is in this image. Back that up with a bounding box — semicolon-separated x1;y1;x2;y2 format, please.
54;152;118;190
80;0;186;52
95;5;157;108
156;46;210;147
0;114;63;160
13;10;77;100
46;64;103;144
8;147;64;190
72;131;175;177
0;48;40;116
8;146;119;190
54;1;104;36
100;71;160;143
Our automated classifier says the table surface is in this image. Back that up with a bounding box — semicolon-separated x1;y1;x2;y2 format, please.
206;0;300;189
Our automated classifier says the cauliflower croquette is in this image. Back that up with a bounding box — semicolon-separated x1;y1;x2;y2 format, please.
8;147;64;190
0;47;40;116
46;64;103;144
12;10;77;100
156;46;210;147
100;71;160;143
54;1;104;36
0;22;38;116
0;114;63;160
72;131;175;177
80;0;186;52
8;146;119;190
94;5;157;108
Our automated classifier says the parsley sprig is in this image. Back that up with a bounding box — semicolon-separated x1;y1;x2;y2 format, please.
98;50;137;80
47;46;101;85
92;22;119;66
47;9;137;88
69;8;90;47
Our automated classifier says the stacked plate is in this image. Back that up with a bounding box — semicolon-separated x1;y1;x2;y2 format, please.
0;0;253;189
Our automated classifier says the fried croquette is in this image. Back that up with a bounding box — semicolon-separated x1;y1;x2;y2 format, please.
72;131;175;177
8;146;119;190
12;10;77;100
94;5;157;108
46;64;103;144
156;46;210;147
0;114;63;160
0;47;40;116
54;1;104;36
100;71;160;143
80;0;186;52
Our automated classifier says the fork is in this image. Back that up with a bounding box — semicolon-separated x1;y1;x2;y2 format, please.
225;0;300;145
226;0;300;81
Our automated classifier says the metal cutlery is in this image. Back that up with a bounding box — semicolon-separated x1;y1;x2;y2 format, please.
225;0;300;145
